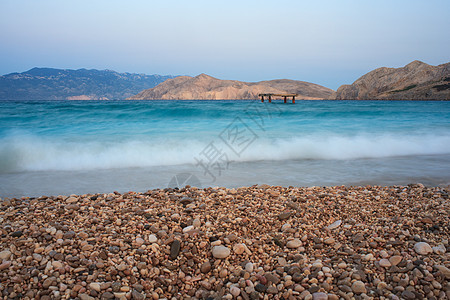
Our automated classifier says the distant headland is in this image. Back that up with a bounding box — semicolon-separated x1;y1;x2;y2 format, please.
127;74;334;100
334;61;449;100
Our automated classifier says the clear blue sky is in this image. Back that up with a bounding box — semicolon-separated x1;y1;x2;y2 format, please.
1;0;449;89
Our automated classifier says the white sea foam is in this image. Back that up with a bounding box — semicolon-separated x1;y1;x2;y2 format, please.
1;133;449;172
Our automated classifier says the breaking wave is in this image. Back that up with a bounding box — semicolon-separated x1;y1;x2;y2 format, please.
1;132;449;173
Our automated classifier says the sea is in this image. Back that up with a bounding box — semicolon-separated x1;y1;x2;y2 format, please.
1;100;449;198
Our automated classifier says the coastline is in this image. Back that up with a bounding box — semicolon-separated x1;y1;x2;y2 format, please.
1;184;448;299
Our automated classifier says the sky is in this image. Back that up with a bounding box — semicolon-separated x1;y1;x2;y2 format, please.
0;0;449;90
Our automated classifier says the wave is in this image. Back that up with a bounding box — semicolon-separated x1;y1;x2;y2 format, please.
1;132;449;173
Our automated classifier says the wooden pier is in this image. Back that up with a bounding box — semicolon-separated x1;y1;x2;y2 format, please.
258;93;298;104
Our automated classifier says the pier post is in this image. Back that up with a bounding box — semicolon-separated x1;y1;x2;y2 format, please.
258;93;298;104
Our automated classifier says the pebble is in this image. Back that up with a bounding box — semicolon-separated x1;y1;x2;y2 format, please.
148;234;158;243
79;294;95;300
324;237;335;245
113;292;127;299
43;277;56;289
414;242;433;255
281;223;291;231
52;261;63;268
432;244;446;254
435;265;450;279
389;255;402;266
89;282;101;292
200;261;211;273
170;240;181;259
182;225;195;233
327;220;342;230
402;290;416;299
312;292;328;300
255;283;267;292
230;286;241;297
233;243;245;255
245;262;254;273
132;290;145;300
0;261;11;270
102;292;115;299
212;246;231;259
379;258;392;267
286;238;302;249
0;250;11;260
277;257;287;266
351;280;367;294
193;218;201;228
264;273;280;285
278;212;292;220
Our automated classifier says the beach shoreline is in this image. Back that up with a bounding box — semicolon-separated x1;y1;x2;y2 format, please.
0;184;448;299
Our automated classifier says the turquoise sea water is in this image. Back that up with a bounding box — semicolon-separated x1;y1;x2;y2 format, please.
1;100;449;197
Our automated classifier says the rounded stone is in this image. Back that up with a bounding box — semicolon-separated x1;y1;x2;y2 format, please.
135;237;145;245
52;261;63;268
379;259;391;267
148;234;157;243
212;246;231;259
351;280;367;294
245;262;254;273
432;244;446;254
0;261;11;270
200;261;211;273
267;286;278;294
230;286;241;297
0;250;12;260
434;265;450;279
89;282;101;292
233;244;245;255
324;237;335;245
414;242;433;255
255;283;267;293
193;218;201;228
81;244;94;251
286;238;302;249
182;225;194;233
327;220;342;230
312;292;328;300
389;255;402;266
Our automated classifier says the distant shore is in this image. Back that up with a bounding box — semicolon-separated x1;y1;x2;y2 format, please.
0;184;448;299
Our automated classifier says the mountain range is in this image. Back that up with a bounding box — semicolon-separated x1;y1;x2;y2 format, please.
1;61;449;100
0;68;175;100
127;74;334;100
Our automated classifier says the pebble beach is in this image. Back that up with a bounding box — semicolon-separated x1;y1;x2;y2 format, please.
0;184;449;300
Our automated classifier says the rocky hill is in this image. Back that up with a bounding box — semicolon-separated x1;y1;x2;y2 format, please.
334;61;450;100
128;74;334;100
0;68;175;100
